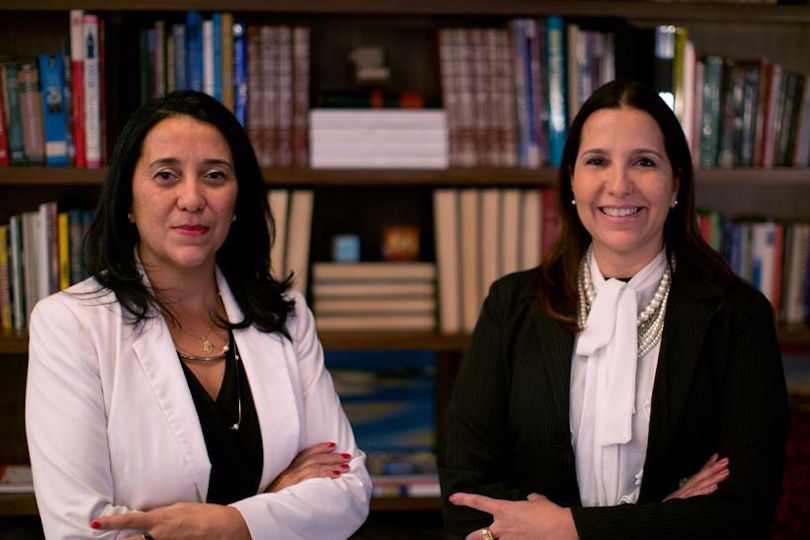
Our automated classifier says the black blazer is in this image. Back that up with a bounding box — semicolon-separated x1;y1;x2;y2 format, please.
438;266;788;540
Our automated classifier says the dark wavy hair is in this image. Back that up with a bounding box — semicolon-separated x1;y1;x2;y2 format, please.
84;90;294;335
538;80;739;331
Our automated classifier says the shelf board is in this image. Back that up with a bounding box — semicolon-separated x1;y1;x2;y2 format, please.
370;496;441;512
4;327;810;353
0;493;37;517
1;166;809;188
0;330;468;354
0;491;434;516
5;1;810;24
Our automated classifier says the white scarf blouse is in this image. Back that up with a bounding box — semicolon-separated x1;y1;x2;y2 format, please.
570;248;668;507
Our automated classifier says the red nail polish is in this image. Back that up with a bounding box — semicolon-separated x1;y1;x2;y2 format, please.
326;442;336;449
90;521;101;529
341;453;351;459
333;470;341;475
340;463;350;469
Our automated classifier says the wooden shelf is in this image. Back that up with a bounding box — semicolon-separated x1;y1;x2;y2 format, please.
370;496;441;512
1;166;809;188
0;491;437;516
3;1;810;24
0;493;37;517
5;327;810;354
0;330;468;354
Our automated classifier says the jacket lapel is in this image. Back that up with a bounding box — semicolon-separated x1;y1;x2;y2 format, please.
132;315;211;501
641;271;721;499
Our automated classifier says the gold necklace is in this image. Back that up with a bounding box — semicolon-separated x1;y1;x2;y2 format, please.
183;322;220;354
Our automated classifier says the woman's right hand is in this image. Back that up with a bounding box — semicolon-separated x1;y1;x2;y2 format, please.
266;442;352;493
663;453;730;502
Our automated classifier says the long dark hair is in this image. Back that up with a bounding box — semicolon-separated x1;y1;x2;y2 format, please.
84;90;294;335
538;80;739;331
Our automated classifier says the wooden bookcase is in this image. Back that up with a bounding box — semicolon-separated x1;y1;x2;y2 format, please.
1;0;810;530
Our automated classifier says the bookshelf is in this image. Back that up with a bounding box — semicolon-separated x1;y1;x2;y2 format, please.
2;1;810;531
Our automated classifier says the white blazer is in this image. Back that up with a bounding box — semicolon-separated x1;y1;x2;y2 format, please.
25;269;371;540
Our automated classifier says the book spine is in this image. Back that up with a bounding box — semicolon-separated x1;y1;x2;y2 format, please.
173;24;187;91
0;225;11;331
70;10;86;167
212;13;223;102
154;20;166;98
277;26;293;167
545;15;567;168
166;28;175;92
245;25;262;157
221;13;235;111
233;22;247;127
58;212;70;291
291;26;309;168
740;62;762;167
37;54;69;167
83;14;102;169
186;10;203;92
497;28;518;167
2;63;26;164
17;63;46;164
203;18;215;98
8;215;24;331
0;67;9;165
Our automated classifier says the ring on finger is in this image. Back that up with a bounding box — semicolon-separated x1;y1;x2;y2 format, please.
482;528;495;540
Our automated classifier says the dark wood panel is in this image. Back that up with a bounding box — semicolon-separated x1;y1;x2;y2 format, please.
2;166;809;187
0;355;29;464
3;1;810;23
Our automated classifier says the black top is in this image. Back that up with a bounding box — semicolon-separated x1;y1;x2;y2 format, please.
180;333;264;504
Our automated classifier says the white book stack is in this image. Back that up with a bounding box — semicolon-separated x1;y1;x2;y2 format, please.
309;109;449;169
311;262;438;331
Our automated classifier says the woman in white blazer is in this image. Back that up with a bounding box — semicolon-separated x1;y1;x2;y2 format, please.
26;91;371;540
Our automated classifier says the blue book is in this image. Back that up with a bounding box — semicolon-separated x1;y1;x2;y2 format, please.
233;21;247;127
212;13;223;102
545;15;567;168
324;350;435;453
37;54;69;166
186;10;203;92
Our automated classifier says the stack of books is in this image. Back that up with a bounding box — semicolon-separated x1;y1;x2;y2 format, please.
311;262;437;331
308;109;449;169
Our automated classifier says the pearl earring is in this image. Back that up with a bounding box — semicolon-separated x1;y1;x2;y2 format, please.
127;212;134;222
671;200;678;208
571;199;577;206
232;215;237;222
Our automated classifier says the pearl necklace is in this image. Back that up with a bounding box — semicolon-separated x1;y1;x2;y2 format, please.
577;247;676;358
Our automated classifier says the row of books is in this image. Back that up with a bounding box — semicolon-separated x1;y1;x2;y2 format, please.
311;262;438;332
138;13;310;169
672;36;810;169
309;109;449;169
698;213;810;326
0;13;104;168
438;18;614;169
433;187;559;334
0;204;94;332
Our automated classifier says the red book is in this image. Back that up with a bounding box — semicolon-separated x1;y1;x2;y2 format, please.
70;10;86;167
541;188;559;259
771;222;784;316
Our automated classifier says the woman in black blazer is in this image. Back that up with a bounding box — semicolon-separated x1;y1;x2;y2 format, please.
439;80;788;540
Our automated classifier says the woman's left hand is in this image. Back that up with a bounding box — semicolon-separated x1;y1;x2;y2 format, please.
91;502;251;540
450;492;579;540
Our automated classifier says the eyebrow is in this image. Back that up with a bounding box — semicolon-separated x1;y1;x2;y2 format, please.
579;148;665;158
147;157;234;169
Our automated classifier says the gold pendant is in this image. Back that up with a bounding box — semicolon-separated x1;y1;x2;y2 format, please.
202;339;214;354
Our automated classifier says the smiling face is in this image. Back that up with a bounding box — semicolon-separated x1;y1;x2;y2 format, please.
130;115;238;276
571;106;679;277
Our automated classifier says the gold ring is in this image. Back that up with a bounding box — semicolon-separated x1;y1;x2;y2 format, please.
482;528;494;540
